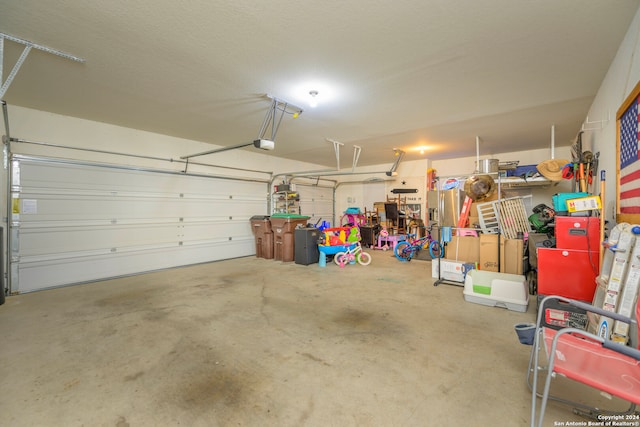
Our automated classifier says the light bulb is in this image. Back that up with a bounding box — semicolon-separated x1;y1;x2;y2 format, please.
309;90;318;108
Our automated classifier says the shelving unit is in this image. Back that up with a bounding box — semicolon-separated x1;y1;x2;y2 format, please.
432;171;535;291
273;191;301;214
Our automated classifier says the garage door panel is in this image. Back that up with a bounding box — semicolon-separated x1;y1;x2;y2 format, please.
15;194;265;221
18;162;263;195
17;220;251;257
14;237;254;293
295;184;334;225
10;157;267;293
17;224;179;256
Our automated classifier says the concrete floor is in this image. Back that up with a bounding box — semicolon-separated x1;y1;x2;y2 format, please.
0;249;629;426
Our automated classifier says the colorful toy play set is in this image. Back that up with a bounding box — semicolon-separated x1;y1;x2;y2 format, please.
317;225;370;267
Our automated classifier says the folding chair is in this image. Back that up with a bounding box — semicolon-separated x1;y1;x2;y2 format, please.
528;295;640;427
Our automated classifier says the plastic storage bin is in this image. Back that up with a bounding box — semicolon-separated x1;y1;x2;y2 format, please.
250;215;274;259
270;213;310;262
463;270;529;312
552;192;588;213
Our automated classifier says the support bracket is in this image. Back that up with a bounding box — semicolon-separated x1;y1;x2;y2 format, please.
326;138;344;170
0;32;85;99
581;111;611;132
352;145;361;172
259;95;304;141
386;148;405;176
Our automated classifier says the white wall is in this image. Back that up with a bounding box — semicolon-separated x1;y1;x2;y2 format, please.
5;105;324;179
584;6;640;225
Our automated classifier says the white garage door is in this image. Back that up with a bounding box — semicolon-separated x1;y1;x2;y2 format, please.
296;183;335;226
9;156;269;293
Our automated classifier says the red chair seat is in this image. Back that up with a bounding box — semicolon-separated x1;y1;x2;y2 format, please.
543;328;640;404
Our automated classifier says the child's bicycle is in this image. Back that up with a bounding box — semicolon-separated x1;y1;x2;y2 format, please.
394;232;443;262
334;242;372;267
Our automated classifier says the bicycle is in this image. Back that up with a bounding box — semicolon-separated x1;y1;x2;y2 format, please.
334;242;372;267
393;231;443;262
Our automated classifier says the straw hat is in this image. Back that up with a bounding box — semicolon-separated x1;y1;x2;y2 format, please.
464;174;496;201
536;159;568;181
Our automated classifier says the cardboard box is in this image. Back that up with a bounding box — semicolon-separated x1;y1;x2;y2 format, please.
373;202;386;220
500;238;524;275
567;195;602;212
445;236;480;263
479;234;524;274
431;259;475;283
480;234;499;271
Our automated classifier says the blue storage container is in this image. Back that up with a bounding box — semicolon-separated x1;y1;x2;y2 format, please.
507;164;538;177
552;192;589;212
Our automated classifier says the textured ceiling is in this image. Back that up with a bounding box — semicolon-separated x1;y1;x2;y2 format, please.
1;1;638;167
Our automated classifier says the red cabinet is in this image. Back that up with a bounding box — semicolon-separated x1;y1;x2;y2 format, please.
537;248;599;301
537;216;601;302
555;216;600;251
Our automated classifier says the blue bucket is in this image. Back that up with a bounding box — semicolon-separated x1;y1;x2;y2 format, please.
514;323;536;345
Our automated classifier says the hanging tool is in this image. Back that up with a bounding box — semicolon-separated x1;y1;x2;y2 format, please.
570;132;584;192
578;132;585;192
583;151;593;191
590;152;600;191
579;163;587;192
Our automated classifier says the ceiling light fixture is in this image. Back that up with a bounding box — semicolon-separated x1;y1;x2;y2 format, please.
413;145;430;155
309;90;319;108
